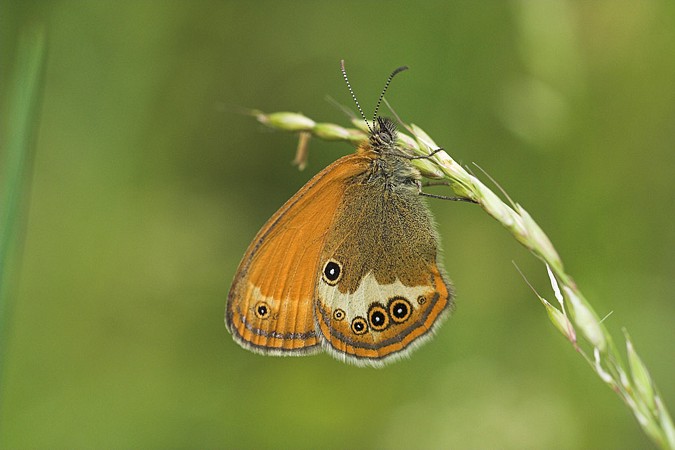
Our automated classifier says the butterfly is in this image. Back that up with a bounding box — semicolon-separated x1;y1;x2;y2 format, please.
226;61;465;367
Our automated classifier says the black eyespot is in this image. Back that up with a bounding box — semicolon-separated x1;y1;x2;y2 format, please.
417;295;426;305
333;308;346;321
254;301;271;319
322;259;343;285
389;297;412;323
368;303;390;331
351;317;368;335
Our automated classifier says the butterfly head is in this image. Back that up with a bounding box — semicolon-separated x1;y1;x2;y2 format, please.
369;116;398;152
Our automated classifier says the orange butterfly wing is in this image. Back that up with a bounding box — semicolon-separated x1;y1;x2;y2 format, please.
226;153;370;355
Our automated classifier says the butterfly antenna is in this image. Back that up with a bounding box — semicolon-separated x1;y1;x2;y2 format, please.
372;65;408;124
341;60;372;133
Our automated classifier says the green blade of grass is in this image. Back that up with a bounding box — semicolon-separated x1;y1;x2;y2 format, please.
0;23;47;403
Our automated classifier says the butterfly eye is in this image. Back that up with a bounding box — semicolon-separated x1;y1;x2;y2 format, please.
388;297;412;323
322;259;343;285
254;301;272;319
351;317;368;335
368;303;390;331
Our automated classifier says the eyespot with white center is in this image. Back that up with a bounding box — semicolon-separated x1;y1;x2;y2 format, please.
254;301;271;319
389;296;412;323
322;259;343;285
368;303;390;331
351;317;368;335
333;308;345;321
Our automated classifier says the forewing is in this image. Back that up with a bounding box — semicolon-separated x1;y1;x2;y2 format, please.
226;154;369;355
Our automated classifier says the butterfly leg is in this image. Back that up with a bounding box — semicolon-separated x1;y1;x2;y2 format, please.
422;181;450;188
415;179;477;203
407;147;445;160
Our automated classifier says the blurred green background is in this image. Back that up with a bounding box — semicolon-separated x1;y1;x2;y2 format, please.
2;1;674;448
